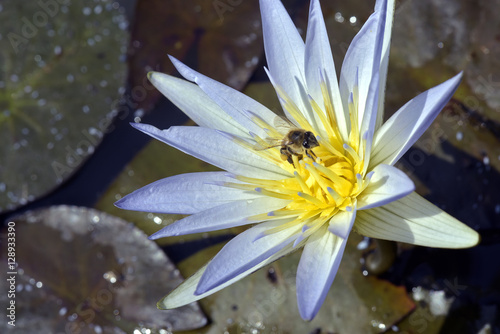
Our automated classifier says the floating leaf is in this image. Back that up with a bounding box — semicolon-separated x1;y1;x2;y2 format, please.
0;206;206;333
0;0;128;212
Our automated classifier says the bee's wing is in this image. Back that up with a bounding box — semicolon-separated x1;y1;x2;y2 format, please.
253;138;284;151
272;116;295;135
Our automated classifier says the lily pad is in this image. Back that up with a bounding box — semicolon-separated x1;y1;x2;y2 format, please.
0;206;206;333
175;233;414;334
0;0;128;212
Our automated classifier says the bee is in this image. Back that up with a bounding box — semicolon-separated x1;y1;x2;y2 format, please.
258;116;319;165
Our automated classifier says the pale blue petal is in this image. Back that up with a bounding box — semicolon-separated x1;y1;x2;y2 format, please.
131;123;290;180
168;56;276;140
369;72;463;168
355;192;479;248
296;225;352;320
304;0;348;140
115;172;259;214
263;67;302;128
149;197;290;239
147;71;249;137
260;0;311;121
360;71;380;171
327;203;357;239
195;220;302;295
339;0;387;135
375;0;396;130
357;164;415;210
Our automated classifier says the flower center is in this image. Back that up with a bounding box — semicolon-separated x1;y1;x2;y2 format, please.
224;76;373;237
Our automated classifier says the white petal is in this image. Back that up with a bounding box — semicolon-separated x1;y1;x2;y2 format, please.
360;71;381;170
304;0;348;140
158;238;303;309
131;123;290;180
168;56;277;139
296;227;349;321
369;72;463;168
260;0;310;120
375;0;396;130
357;164;415;210
328;202;357;239
115;172;259;214
149;197;289;239
339;0;387;134
354;192;480;248
195;220;302;294
263;67;304;128
147;72;249;137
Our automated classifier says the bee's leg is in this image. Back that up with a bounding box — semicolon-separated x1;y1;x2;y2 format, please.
280;147;294;166
306;149;317;160
285;147;294;163
280;147;288;161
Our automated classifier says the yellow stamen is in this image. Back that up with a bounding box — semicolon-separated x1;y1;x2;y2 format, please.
274;86;311;130
255;188;295;200
312;162;353;197
298;192;327;207
294;171;310;194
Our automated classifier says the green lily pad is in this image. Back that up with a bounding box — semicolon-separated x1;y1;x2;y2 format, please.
0;0;128;212
175;232;414;334
0;206;207;333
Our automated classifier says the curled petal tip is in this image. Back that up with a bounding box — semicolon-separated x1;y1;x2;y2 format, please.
113;198;125;208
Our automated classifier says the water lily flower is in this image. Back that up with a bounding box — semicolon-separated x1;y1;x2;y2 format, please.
115;0;479;321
